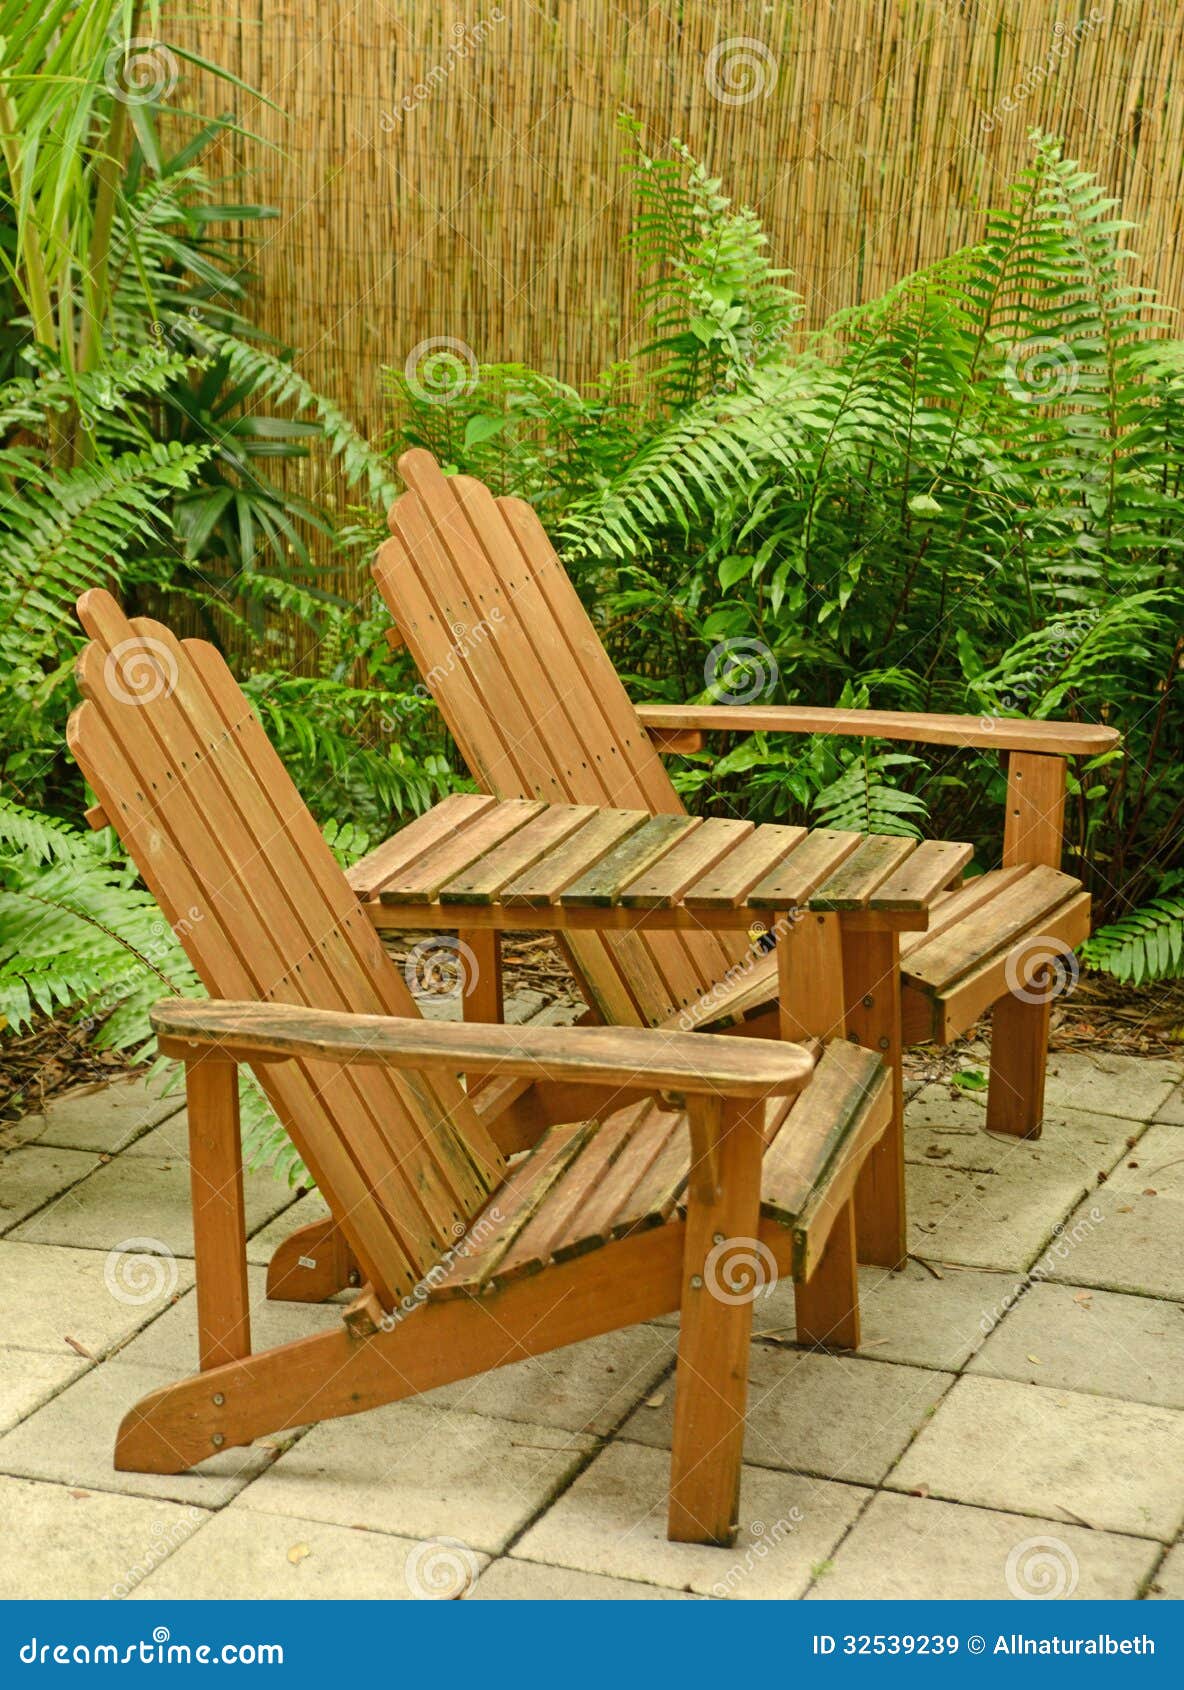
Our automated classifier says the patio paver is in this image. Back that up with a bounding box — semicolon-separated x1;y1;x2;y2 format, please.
968;1281;1184;1408
0;1474;209;1600
0;1239;194;1355
515;1439;870;1598
231;1402;596;1554
619;1348;952;1486
888;1374;1184;1540
808;1491;1158;1600
0;1146;101;1233
1150;1544;1184;1599
0;1349;88;1435
132;1509;487;1601
8;1074;182;1155
1041;1053;1181;1121
468;1558;699;1599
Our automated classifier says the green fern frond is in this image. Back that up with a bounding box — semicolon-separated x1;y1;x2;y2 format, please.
1081;899;1184;985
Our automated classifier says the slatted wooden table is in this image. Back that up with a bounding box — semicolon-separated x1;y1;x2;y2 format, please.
348;793;973;1018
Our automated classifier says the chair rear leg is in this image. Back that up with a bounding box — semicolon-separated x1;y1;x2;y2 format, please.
986;989;1050;1139
668;1099;764;1547
267;1219;360;1301
794;1197;860;1350
186;1057;250;1370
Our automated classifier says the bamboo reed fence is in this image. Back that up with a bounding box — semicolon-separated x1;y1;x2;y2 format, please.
181;0;1184;513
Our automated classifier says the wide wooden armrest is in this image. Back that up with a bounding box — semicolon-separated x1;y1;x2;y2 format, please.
636;704;1119;757
150;999;815;1100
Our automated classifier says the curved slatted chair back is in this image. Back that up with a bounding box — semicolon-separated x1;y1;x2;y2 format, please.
375;449;746;1027
67;590;505;1308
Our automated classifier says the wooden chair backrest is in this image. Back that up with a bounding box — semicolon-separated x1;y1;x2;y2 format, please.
68;590;505;1307
375;450;743;1027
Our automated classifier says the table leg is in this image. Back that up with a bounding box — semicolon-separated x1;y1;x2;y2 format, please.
459;928;504;1023
841;926;907;1270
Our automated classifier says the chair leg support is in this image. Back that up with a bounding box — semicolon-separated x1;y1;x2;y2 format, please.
841;929;908;1271
794;1197;860;1350
186;1057;251;1371
986;991;1049;1139
266;1218;360;1301
668;1100;764;1548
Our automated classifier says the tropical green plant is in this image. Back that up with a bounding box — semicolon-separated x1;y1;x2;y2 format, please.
391;124;1184;982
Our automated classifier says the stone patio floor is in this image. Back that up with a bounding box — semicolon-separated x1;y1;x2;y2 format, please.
1;1018;1182;1601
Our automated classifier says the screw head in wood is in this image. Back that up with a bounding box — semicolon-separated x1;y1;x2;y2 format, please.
712;1232;726;1245
211;1433;225;1448
690;1274;703;1289
862;993;874;1008
212;1392;225;1406
878;1035;890;1050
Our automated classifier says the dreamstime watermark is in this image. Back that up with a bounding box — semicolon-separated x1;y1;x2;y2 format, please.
979;10;1105;132
978;1206;1105;1337
677;910;801;1031
104;1238;179;1306
380;1208;504;1330
403;1536;481;1598
103;637;179;707
1003;336;1080;404
704;636;778;705
109;1508;205;1599
976;614;1100;734
403;336;480;405
703;1236;778;1305
79;908;204;1034
706;37;778;105
403;935;480;1004
1005;1534;1080;1599
380;12;505;129
381;609;505;723
1004;933;1081;1005
711;1511;804;1597
104;37;180;105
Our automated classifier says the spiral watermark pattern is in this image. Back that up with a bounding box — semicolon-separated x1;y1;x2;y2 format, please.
104;38;180;105
404;337;478;405
404;936;479;1004
104;1239;179;1306
1005;1534;1080;1599
103;638;179;707
704;636;778;705
706;37;778;105
1004;935;1080;1005
404;1536;480;1598
1002;337;1080;404
703;1236;777;1305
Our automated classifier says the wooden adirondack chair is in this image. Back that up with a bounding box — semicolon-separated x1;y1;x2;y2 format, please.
361;449;1113;1270
67;588;892;1547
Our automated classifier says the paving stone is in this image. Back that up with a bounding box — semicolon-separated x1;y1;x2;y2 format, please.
905;1087;1137;1178
0;1360;274;1508
423;1326;676;1435
703;1262;1022;1373
516;1440;869;1598
1106;1124;1184;1199
9;1153;299;1257
472;1558;698;1599
245;1191;332;1268
233;1403;594;1554
131;1508;487;1600
1155;1082;1184;1127
906;1157;1100;1273
0;1475;209;1600
1044;1187;1184;1302
0;1146;100;1233
119;1116;191;1158
968;1281;1184;1408
1042;1052;1181;1121
621;1347;951;1485
1150;1543;1184;1599
808;1491;1158;1600
0;1347;88;1434
15;1074;183;1154
889;1375;1184;1541
109;1265;344;1375
0;1240;194;1357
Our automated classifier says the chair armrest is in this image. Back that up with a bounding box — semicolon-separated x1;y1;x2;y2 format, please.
150;999;815;1100
636;704;1119;758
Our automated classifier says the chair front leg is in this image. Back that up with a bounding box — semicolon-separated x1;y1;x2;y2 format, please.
987;752;1068;1140
668;1096;765;1548
185;1056;251;1370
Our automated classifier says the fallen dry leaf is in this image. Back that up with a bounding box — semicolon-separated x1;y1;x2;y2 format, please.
1027;1354;1042;1365
287;1543;311;1565
64;1336;94;1359
909;1484;930;1498
644;1391;667;1409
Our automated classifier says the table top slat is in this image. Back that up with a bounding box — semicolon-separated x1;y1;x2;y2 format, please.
377;799;546;904
619;817;755;908
806;836;916;910
439;804;598;904
560;815;702;907
869;839;974;912
347;792;496;900
499;808;650;906
682;824;806;909
747;829;862;908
